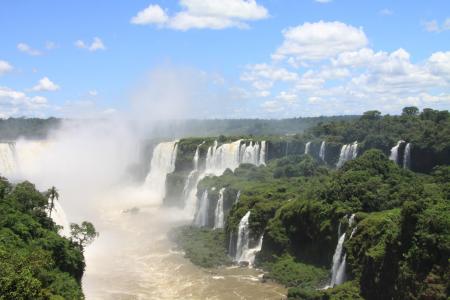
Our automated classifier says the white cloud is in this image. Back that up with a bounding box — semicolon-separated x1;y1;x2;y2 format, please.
17;43;42;56
130;0;269;30
422;18;450;33
0;60;13;75
379;9;393;16
32;77;60;92
130;4;169;25
272;21;368;63
261;100;283;112
88;90;99;96
0;86;48;117
277;91;298;104
75;37;106;52
315;0;332;3
240;21;450;116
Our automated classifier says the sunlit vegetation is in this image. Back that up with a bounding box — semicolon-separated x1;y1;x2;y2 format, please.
0;178;97;299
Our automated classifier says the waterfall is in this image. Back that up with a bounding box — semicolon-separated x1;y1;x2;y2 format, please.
182;142;203;199
235;211;251;262
403;143;411;169
194;190;209;227
234;211;263;266
235;190;241;203
329;232;347;287
336;141;358;168
389;140;404;164
259;141;266;165
304;141;311;155
0;142;18;178
326;213;357;288
49;200;71;237
214;188;225;229
189;140;266;222
144;141;178;201
319;141;326;161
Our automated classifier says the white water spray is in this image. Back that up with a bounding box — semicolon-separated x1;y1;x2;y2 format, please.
194;190;209;227
214;188;225;229
336;141;358;168
144;141;178;202
319;141;326;161
304;142;311;155
235;211;263;266
403;143;411;169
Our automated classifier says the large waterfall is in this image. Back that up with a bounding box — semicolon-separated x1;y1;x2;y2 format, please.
188;140;266;222
403;143;411;169
304;141;311;155
336;142;358;168
213;188;225;229
144;141;178;201
319;141;326;161
0;142;17;178
234;211;263;266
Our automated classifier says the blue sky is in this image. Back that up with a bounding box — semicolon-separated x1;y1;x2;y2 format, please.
0;0;449;118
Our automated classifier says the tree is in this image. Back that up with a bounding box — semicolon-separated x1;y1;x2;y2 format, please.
70;221;99;250
402;106;419;116
46;186;59;217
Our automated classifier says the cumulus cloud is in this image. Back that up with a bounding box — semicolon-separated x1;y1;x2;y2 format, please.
0;60;13;75
130;4;169;25
422;18;450;32
130;0;269;30
272;21;368;63
32;77;60;92
239;20;450;116
0;86;48;117
17;43;42;56
75;37;106;51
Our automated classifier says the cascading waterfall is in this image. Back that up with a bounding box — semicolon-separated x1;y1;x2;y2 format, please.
304;141;311;155
235;190;241;203
194;190;209;227
336;141;358;168
144;141;178;201
235;211;263;266
389;140;404;164
182;142;203;199
403;143;411;169
189;140;266;222
49;200;71;237
259;141;266;166
327;213;356;288
214;188;226;229
0;142;18;178
329;231;347;287
319;141;326;161
235;211;251;262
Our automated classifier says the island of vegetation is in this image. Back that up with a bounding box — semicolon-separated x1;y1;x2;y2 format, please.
0;178;98;299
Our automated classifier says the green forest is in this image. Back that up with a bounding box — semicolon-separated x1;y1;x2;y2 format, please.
168;107;450;300
0;178;97;299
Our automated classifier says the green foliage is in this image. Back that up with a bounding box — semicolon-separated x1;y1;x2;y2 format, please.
264;255;328;288
168;226;231;268
0;177;87;299
70;221;99;250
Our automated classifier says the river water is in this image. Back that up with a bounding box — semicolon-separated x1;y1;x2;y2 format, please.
82;189;286;300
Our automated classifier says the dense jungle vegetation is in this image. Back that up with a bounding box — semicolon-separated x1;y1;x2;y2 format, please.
0;178;97;299
169;107;450;300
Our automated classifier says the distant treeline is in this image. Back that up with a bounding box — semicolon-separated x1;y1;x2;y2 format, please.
0;117;62;140
145;116;360;138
